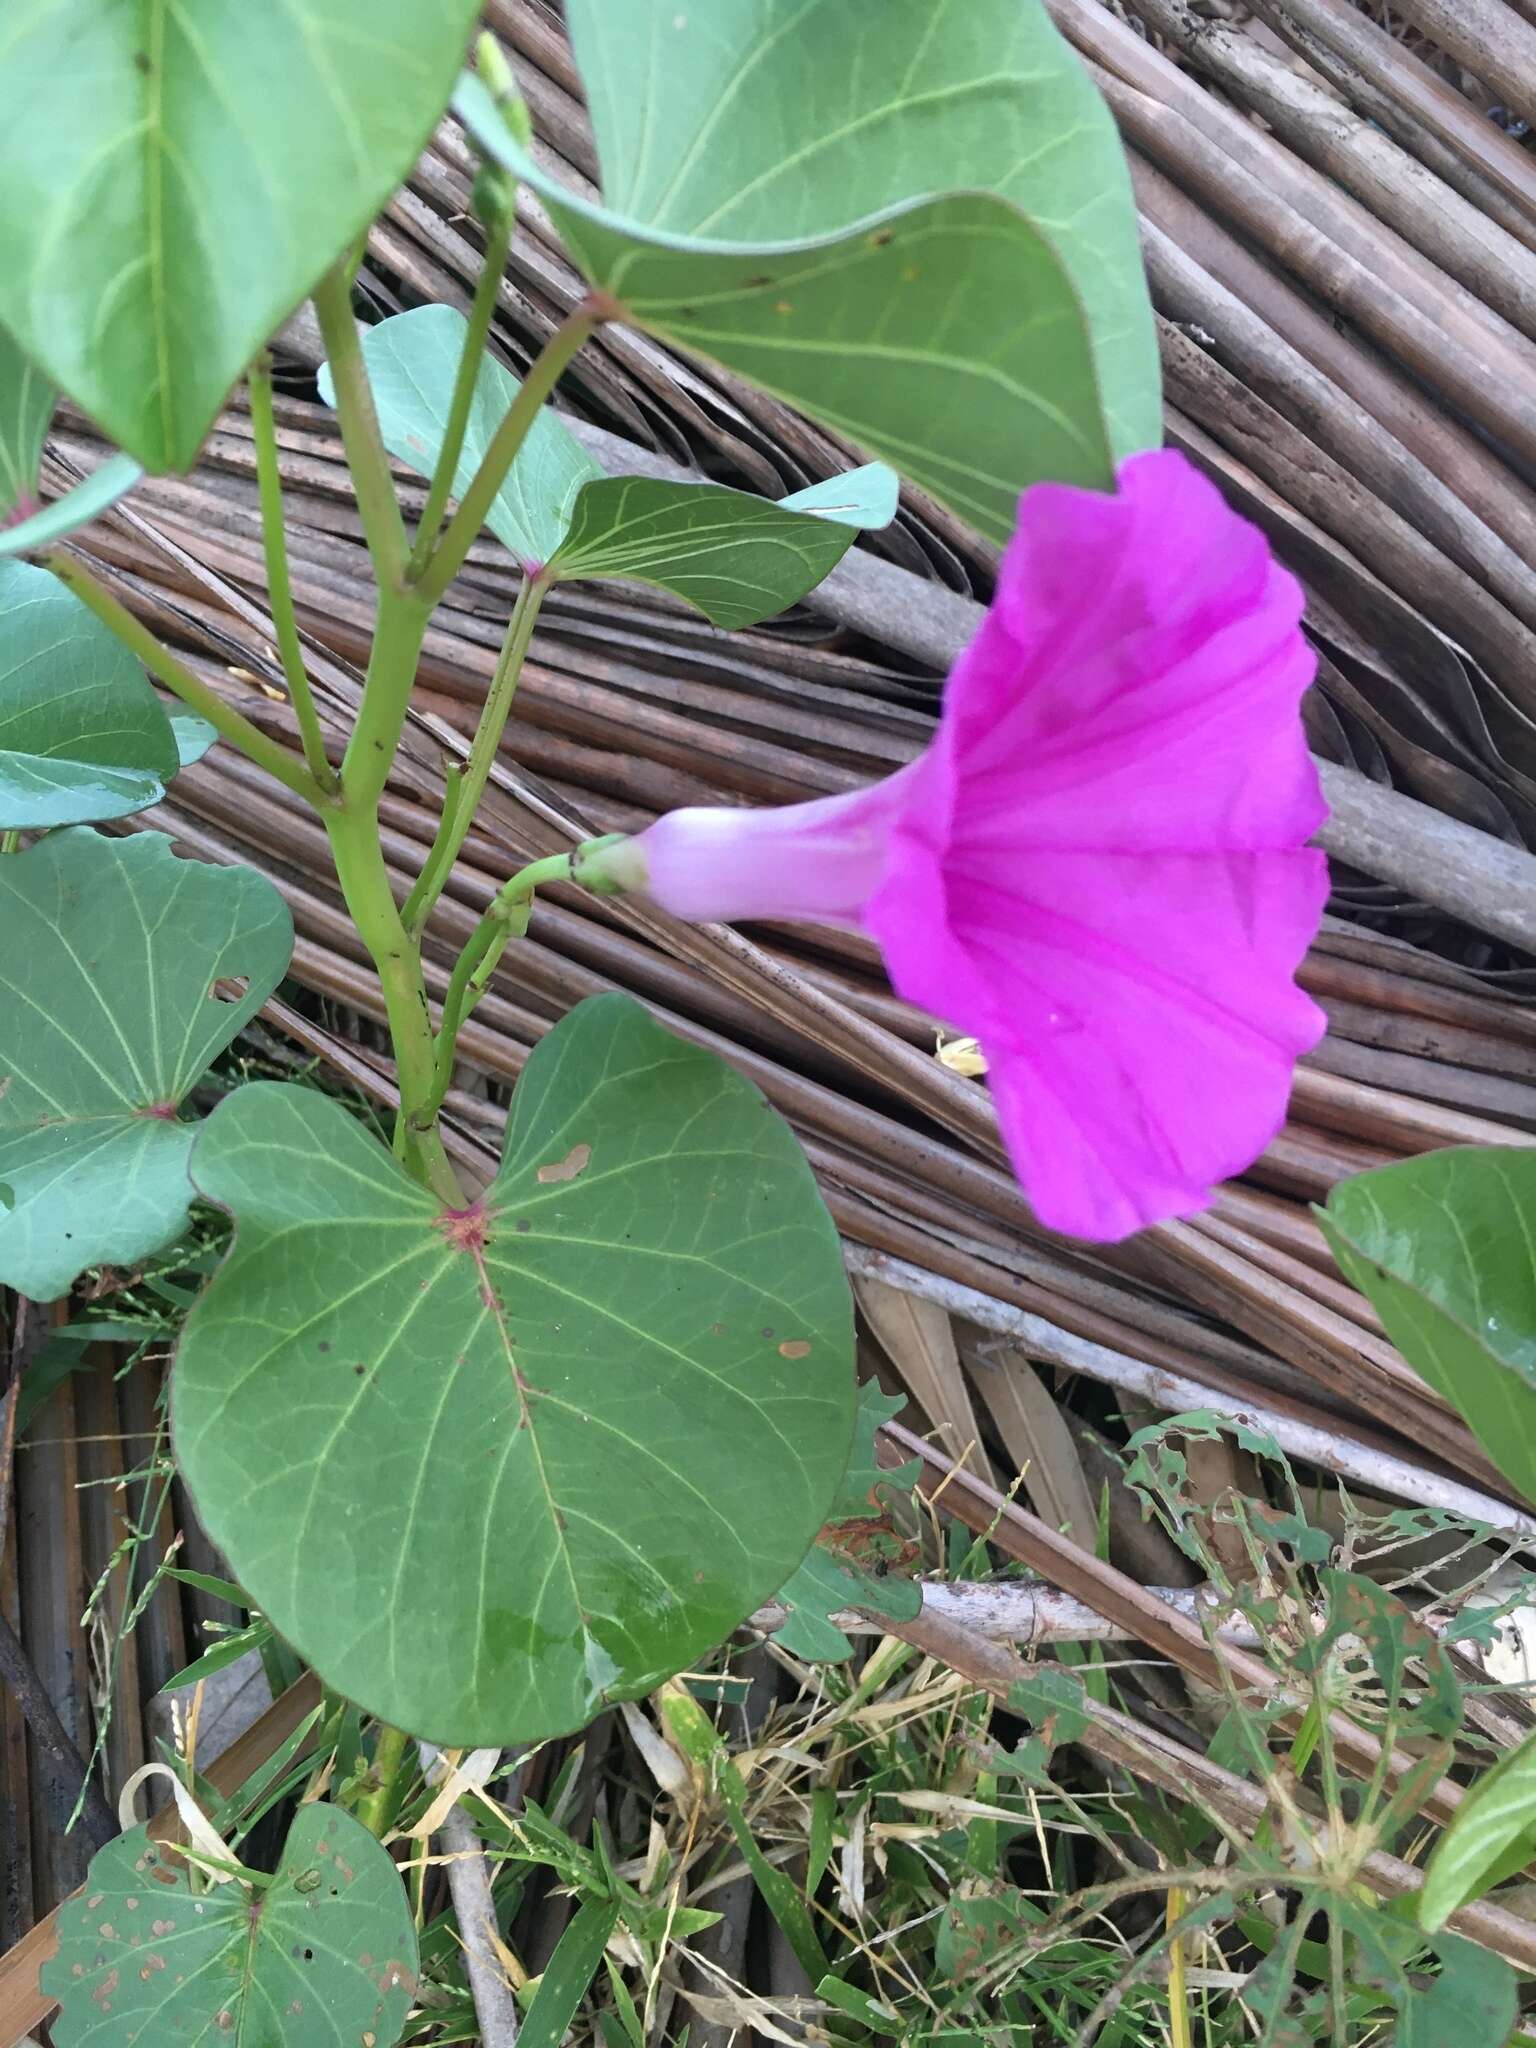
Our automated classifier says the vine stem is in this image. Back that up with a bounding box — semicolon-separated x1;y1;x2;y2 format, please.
403;569;550;938
415;295;609;607
45;551;329;810
425;853;573;1119
406;201;516;577
311;263;408;592
248;351;337;793
354;1722;412;1838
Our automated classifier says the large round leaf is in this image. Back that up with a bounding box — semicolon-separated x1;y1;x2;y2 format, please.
0;560;181;827
41;1806;417;2048
1320;1148;1536;1508
174;994;855;1742
0;829;292;1299
457;0;1158;536
0;0;480;472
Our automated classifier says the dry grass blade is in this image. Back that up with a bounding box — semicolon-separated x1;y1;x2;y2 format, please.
853;1275;998;1491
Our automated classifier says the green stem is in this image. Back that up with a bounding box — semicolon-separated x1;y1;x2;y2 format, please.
339;584;432;814
46;552;328;810
416;297;606;607
400;762;465;934
311;263;408;593
326;798;465;1205
248;351;337;794
0;830;18;855
426;853;572;1116
406;206;516;579
403;570;548;939
355;1722;412;1838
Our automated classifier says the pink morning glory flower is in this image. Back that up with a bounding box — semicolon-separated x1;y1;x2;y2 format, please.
592;449;1328;1241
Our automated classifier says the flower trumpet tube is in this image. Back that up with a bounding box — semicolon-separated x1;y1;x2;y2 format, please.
579;451;1328;1242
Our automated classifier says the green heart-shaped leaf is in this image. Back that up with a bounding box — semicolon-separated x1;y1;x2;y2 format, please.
0;325;53;523
457;0;1158;539
0;560;181;827
41;1806;417;2048
174;994;855;1742
1319;1149;1536;1508
0;1;480;472
338;304;889;624
0;828;293;1298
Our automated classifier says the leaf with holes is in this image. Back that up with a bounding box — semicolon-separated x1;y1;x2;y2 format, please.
457;0;1158;540
1320;1149;1536;1508
0;0;480;471
173;992;855;1742
0;829;292;1298
0;324;53;524
338;303;891;623
41;1805;417;2048
772;1380;921;1661
0;560;181;827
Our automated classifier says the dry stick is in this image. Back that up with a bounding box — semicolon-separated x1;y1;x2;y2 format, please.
885;1601;1536;1974
1378;0;1536;126
878;1418;1473;1834
847;1246;1533;1535
1122;0;1536;350
0;1612;117;1853
437;1802;521;2046
1242;0;1536;238
1108;88;1536;610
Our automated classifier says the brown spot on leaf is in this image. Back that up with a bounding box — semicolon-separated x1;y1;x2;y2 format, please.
778;1340;811;1359
139;1954;166;1979
537;1142;591;1185
92;1970;120;2008
152;1919;175;1937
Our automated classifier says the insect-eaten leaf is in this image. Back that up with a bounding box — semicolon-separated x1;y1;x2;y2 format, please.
0;829;293;1298
1320;1149;1536;1508
0;0;481;471
456;0;1159;541
174;993;856;1744
0;560;186;827
41;1806;417;2048
772;1380;921;1661
330;303;894;627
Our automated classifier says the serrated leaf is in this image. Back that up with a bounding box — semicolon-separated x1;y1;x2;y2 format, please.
0;560;181;827
0;829;292;1298
1321;1149;1536;1507
0;454;142;561
456;0;1159;540
0;324;53;522
1420;1724;1536;1931
0;1;480;471
174;994;855;1743
41;1806;417;2048
340;304;886;625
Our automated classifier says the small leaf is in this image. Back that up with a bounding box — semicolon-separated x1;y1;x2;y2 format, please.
779;464;900;529
329;304;600;569
0;454;142;560
1420;1724;1536;1931
174;994;855;1742
0;560;180;827
0;1;481;471
456;0;1160;540
41;1805;417;2048
518;1898;623;2048
546;474;865;628
1402;1935;1518;2048
0;829;293;1298
1321;1149;1536;1507
343;304;885;625
0;324;53;523
161;1620;274;1693
171;713;218;770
